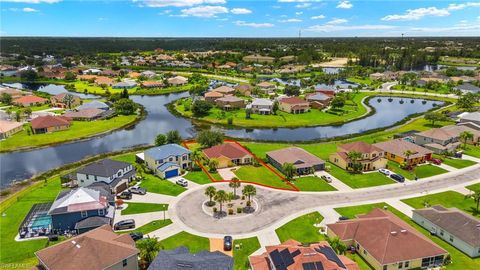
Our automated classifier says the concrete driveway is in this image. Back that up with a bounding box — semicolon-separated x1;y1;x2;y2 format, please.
217;167;239;180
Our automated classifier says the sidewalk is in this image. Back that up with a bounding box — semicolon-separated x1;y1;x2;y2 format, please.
317;207;341;226
462;154;480;163
384;199;415;217
252;230;280;255
147;223;182;240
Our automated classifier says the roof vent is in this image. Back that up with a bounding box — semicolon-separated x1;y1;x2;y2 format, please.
71;240;76;245
76;244;81;249
390;231;397;236
400;230;407;233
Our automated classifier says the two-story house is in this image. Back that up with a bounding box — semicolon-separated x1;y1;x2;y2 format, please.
414;128;461;154
278;96;310;114
246;98;274;115
329;141;387;172
76;159;136;193
143;144;192;179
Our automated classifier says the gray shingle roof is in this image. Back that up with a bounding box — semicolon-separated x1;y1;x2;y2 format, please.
77;159;132;178
147;247;233;270
144;144;191;161
74;216;111;230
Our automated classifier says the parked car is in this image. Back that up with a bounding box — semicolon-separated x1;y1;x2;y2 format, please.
429;158;442;165
116;190;132;200
339;216;349;221
390;173;405;183
176;178;188;187
223;236;233;251
114;219;136;230
130;186;147;195
378;168;392;176
321;175;332;183
129;232;144;241
454;151;463;158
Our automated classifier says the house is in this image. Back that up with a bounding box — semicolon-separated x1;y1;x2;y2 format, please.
243;54;275;63
278;96;310;114
249;240;359;270
414;128;461;154
141;70;156;78
215;96;245;110
76;159;136;193
212;85;236;95
50;93;81;108
78;101;110;111
369;72;385;81
94;76;114;86
112;81;137;89
316;89;336;97
306;92;332;109
247;98;274;115
329;141;387;172
34;225;138;270
148;246;233;270
31;115;72;134
48;187;115;232
205;91;224;102
12;95;48;107
203;142;252;168
235;84;252;96
0;120;23;139
459;112;480;126
142;81;165;88
257;81;276;94
128;71;141;79
327;208;448;270
63;108;110;121
441;124;480;144
266;147;325;175
167;75;188;86
0;87;28;99
144;144;192;179
412;205;480;258
453;83;480;94
373;139;432;165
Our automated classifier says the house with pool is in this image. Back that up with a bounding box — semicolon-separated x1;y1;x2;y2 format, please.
143;144;192;179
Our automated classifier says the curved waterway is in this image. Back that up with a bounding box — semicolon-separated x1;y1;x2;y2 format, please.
0;89;441;186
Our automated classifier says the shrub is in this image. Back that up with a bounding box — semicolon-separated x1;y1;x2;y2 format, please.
228;208;234;215
237;207;242;214
0;189;11;197
213;207;218;213
227;117;233;125
246;201;251;207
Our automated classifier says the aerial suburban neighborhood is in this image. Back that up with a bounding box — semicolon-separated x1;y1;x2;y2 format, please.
0;1;479;270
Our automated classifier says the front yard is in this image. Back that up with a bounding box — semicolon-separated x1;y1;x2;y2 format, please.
233;237;261;270
387;161;449;180
121;219;172;235
275;212;324;243
291;176;337;192
401;191;479;217
121;202;168;215
439;157;476;169
183;170;213;185
159;231;210;253
139;174;186;196
328;164;395;189
233;165;293;190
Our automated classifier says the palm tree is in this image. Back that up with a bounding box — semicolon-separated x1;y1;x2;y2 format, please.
137;237;162;267
62;93;76;109
282;163;296;180
208;158;219;172
346;151;362;173
214;189;228;213
459;131;474;149
465;189;480;214
205;186;217;205
191;149;202;162
327;236;347;255
403;150;414;166
229;178;241;199
242;185;257;203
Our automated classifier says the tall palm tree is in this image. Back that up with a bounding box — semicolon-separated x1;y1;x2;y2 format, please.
346;151;362;173
214;190;228;213
459;131;474;149
242;185;257;203
205;186;217;205
282;163;296;180
191;149;202;162
229;179;241;199
137;237;162;267
465;189;480;214
403;150;414;166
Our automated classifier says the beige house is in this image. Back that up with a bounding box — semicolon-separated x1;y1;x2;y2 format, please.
203;142;253;168
167;75;188;86
0;120;23;139
204;91;224;102
256;81;276;94
329;141;387;171
212;85;235;95
215;96;245;110
278;96;310;114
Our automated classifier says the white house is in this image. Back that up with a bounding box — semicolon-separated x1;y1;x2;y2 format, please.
76;159;136;193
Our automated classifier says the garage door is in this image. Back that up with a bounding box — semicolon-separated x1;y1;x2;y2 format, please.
165;169;179;178
116;182;128;193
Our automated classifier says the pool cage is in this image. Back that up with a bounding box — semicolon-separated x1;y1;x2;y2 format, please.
18;202;53;239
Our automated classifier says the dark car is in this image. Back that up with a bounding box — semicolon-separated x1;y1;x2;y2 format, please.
339;216;349;221
223;236;233;251
130;186;147;195
116;190;132;200
129;232;144;241
390;173;405;182
429;158;442;165
114;219;136;230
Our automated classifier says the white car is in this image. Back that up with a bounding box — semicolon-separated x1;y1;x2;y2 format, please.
378;168;392;176
176;178;188;187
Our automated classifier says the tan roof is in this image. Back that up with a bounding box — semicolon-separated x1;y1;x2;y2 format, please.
257;81;275;88
416;128;458;141
280;96;308;105
63;108;104;119
203;142;252;160
0;120;23;133
205;91;224;98
35;225;138;270
31;115;71;129
94;76;114;85
373;139;432;159
216;96;244;103
327;209;447;265
441;125;480;137
266;147;325;169
13;95;47;105
338;141;382;154
213;85;235;94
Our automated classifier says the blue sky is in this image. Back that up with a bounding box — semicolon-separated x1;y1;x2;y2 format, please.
1;0;479;37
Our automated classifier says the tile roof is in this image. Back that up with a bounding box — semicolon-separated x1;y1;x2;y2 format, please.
205;91;224;97
203;142;252;160
279;96;308;105
251;98;274;106
416;128;458;141
266;147;325;169
77;159;132;178
31;115;71;129
257;81;275;88
216;96;244;103
306;93;331;101
35;225;138;270
77;101;109;110
338;141;382;154
0;120;23;133
327;208;447;265
213;85;235;94
63;108;105;119
373;139;432;159
13;95;47;104
148;246;233;270
413;206;480;247
144;144;191;161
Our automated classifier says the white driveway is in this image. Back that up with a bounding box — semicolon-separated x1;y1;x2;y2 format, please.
317;207;341;226
217;167;239;180
166;175;201;189
314;171;353;191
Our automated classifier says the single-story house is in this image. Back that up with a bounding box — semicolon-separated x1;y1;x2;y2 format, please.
144;144;192;179
0;120;23;139
413;205;480;258
112;81;137;89
167;76;188;86
142;81;165;88
327;208;448;270
63;108;109;121
256;81;276;94
0;87;28;99
235;84;252;96
203;142;253;168
50;93;82;109
441;125;480;144
459;112;480;126
212;85;236;95
76;158;136;193
141;70;156;78
31;115;72;134
373;139;433;165
247;98;274;115
204;91;224;102
453;83;480;94
316;89;336;97
414;128;461;154
34;225;138;270
77;101;110;111
278;96;310;114
215;96;245;110
128;71;141;79
13;95;48;107
249;239;359;270
329;141;387;172
94;76;114;86
148;246;233;270
266;147;325;175
306;92;332;109
82;68;102;75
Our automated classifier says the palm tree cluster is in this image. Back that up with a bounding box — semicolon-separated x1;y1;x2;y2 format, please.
204;184;257;215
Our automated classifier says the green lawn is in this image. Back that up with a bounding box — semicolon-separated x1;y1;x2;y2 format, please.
275;212;324;243
440;157;476;169
121;202;168;215
335;202;480;270
159;231;210;253
467;183;480;191
139;174;186;196
401;191;479;217
387;161;448;180
463;146;480;158
184;170;213;185
328;164;395;189
0;115;138;152
233;237;261;270
291;176;337;192
121;219;172;234
234;165;293;190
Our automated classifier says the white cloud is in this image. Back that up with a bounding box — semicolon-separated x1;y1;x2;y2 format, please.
296;3;311;8
230;8;252;14
295;11;303;15
382;7;450;21
326;18;348;24
22;7;38;12
136;0;225;8
410;24;480;33
279;18;303;23
2;0;60;3
447;2;480;11
180;5;228;17
336;1;352;9
306;24;395;32
235;20;274;28
311;15;325;20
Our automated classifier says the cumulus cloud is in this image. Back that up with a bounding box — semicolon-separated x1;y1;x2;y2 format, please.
296;3;311;8
336;1;353;9
180;5;228;17
382;7;450;21
22;7;38;12
447;2;480;11
234;20;274;28
279;18;302;23
311;15;325;20
136;0;226;8
230;8;252;14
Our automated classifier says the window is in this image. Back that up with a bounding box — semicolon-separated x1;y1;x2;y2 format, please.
98;209;105;216
440;230;444;236
383;266;387;270
122;259;127;267
398;262;403;269
86;174;90;180
449;235;454;242
404;261;409;268
363;250;368;256
81;211;88;218
94;176;98;182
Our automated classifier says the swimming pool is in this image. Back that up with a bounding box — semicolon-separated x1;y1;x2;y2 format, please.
30;213;52;230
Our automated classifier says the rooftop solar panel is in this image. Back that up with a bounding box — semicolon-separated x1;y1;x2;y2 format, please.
269;250;287;270
280;248;294;266
316;247;346;268
315;261;324;270
302;262;316;270
291;249;301;257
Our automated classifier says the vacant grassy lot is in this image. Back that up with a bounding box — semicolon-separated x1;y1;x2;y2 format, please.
402;191;479;217
440;157;476;169
328;164;395;188
291;176;337;192
275;212;324;243
159;231;210;253
121;219;172;235
234;165;293;190
233;237;261;270
121;202;168;215
139;174;186;196
184;170;212;185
